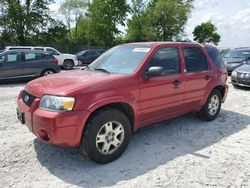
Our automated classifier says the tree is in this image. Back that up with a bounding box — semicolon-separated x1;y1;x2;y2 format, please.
0;0;53;45
59;0;87;39
126;0;193;42
87;0;129;47
193;21;221;45
148;0;193;41
126;0;157;42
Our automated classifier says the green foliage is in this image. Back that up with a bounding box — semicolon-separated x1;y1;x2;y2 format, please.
87;0;129;47
0;0;196;52
193;21;221;45
59;0;87;39
0;0;52;45
126;0;193;42
125;0;157;42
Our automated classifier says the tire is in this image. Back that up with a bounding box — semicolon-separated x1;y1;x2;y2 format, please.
198;89;222;121
41;69;55;76
80;108;132;164
63;60;74;70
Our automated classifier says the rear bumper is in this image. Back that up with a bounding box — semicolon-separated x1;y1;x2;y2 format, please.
17;92;90;147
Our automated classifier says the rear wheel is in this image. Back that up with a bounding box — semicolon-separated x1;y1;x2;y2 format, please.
80;108;132;164
63;60;74;70
198;89;222;121
41;69;54;76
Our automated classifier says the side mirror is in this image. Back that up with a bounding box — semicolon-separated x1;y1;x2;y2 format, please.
144;66;165;79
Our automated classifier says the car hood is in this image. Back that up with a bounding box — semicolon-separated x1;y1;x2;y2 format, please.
25;70;123;98
235;64;250;73
223;57;245;63
62;53;76;58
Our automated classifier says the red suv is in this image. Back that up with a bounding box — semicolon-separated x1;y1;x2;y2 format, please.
17;42;228;163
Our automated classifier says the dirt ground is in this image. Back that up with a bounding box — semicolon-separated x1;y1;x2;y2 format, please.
0;79;250;188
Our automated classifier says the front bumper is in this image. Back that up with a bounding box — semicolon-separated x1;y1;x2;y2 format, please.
231;73;250;87
17;91;90;147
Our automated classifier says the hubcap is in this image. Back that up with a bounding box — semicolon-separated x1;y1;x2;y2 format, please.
96;121;125;155
208;95;220;116
65;62;73;69
44;71;54;76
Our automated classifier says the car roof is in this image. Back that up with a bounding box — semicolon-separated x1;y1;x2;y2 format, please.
121;41;207;48
1;49;52;55
233;47;250;51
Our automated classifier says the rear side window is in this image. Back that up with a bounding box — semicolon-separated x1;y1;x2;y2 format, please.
147;47;180;75
25;52;36;60
34;48;44;51
205;47;225;69
183;47;208;72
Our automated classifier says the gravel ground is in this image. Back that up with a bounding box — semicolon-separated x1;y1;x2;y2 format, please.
0;79;250;188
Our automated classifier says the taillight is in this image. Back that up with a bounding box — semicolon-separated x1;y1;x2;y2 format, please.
52;58;58;64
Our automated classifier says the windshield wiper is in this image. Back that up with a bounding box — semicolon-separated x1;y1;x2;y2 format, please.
93;68;110;74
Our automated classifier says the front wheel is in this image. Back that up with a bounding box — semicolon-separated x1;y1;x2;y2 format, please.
198;89;222;121
80;108;132;164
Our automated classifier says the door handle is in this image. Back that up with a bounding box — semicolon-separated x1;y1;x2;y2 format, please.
172;80;182;86
204;75;210;80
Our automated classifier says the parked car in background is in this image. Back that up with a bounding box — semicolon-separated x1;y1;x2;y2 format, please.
0;50;60;81
223;47;250;73
76;49;106;65
17;42;228;164
231;61;250;87
5;46;78;70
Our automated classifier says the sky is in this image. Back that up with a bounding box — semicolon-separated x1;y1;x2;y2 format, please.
49;0;250;48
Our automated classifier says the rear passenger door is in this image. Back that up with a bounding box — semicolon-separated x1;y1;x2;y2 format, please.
22;52;43;76
181;46;213;108
0;52;24;79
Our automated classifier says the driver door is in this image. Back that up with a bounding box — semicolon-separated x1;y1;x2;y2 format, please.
139;47;184;126
0;52;24;79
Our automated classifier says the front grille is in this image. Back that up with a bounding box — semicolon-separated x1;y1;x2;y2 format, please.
22;91;36;107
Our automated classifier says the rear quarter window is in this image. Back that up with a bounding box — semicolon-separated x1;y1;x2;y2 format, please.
205;47;225;69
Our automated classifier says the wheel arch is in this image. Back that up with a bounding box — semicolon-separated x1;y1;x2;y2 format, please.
200;84;227;108
86;102;135;132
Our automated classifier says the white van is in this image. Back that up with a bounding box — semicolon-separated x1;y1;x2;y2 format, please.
5;46;78;70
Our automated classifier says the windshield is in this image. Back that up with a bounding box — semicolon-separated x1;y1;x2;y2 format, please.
76;50;86;56
88;45;151;74
224;50;250;58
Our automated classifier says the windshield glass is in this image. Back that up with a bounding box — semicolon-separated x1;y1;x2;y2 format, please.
76;50;86;56
224;50;250;58
88;45;151;74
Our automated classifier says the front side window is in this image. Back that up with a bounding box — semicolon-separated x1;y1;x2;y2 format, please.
89;45;151;74
6;53;19;63
46;48;60;55
147;47;180;75
183;47;208;72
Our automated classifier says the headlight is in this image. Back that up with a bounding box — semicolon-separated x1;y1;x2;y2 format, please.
231;71;237;77
40;95;75;111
